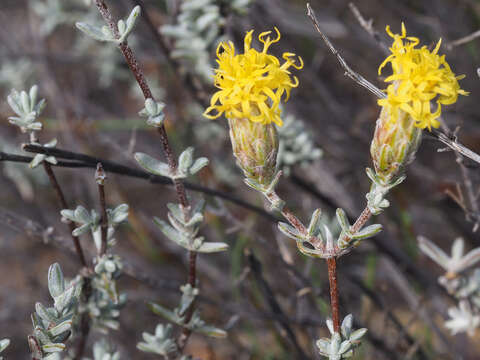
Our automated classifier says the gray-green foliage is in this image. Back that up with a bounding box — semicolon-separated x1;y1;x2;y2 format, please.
316;314;367;359
7;85;46;133
139;98;166;127
60;204;129;253
0;339;10;360
365;168;405;215
30;138;58;169
160;0;253;81
137;324;178;357
277;112;323;175
86;254;127;333
153;199;228;253
76;6;141;44
141;284;226;358
418;236;480;336
135;147;209;180
61;203;128;333
28;263;81;359
91;339;120;360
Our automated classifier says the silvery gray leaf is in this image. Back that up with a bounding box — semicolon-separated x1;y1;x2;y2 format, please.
349;328;367;342
134;152;171;178
110;204;129;224
42;342;65;353
54;285;75;313
178;147;195;174
191;323;227;338
195;241;229;253
183;212;204;227
351;224;382;240
35;302;56;323
326;319;334;335
48;263;65;298
119;6;141;43
308;209;322;236
189;157;209;175
457;247;480;273
0;339;9;356
137;324;178;357
47;320;72;337
278;222;303;241
167;203;185;223
30;154;46;169
341;314;353;339
153;217;190;249
148;303;181;325
418;236;450;270
338;340;351;355
72;223;92;237
335;208;350;233
75;22;114;42
316;338;330;355
74;205;91;224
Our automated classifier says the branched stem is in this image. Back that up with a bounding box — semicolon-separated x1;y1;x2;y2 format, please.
341;206;372;245
42;162;88;267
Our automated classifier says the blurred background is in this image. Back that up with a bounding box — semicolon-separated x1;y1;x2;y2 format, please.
1;0;480;358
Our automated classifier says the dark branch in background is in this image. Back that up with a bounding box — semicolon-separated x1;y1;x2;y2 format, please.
2;144;441;292
17;144;278;222
9;144;445;294
42;162;88;267
247;251;310;360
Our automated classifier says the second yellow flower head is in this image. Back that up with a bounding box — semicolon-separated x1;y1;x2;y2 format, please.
203;27;303;126
378;23;468;130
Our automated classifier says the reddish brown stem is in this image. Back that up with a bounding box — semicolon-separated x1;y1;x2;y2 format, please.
327;257;340;333
93;0;196;349
42;162;87;267
178;251;198;348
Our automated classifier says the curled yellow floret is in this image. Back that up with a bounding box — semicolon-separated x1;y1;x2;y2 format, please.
203;27;303;126
378;23;468;130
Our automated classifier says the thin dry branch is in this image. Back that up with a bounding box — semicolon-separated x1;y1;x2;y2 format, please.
446;29;480;50
348;2;390;55
306;3;387;99
307;3;480;166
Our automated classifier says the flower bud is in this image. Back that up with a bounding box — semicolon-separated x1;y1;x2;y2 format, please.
370;107;422;185
228;117;278;186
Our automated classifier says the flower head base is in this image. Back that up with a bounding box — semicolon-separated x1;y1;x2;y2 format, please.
229;117;278;186
378;23;468;130
203;27;303;126
370;107;422;184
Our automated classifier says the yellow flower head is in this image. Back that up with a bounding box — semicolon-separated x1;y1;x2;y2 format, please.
378;23;468;130
203;27;303;126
